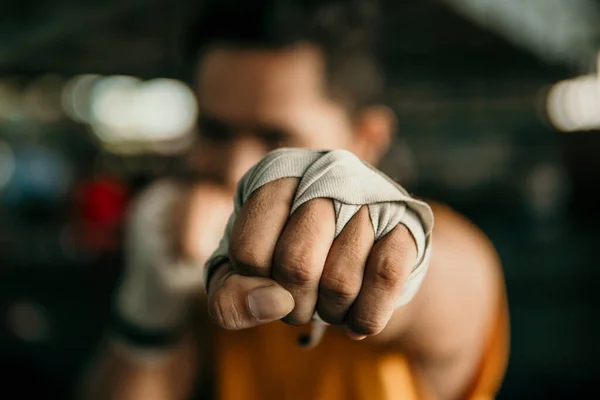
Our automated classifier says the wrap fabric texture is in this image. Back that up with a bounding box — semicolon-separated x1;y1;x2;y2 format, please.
205;148;434;312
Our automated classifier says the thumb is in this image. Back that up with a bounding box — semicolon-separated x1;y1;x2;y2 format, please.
207;263;295;330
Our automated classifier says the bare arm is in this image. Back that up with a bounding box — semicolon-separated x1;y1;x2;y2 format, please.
374;202;507;399
76;331;202;400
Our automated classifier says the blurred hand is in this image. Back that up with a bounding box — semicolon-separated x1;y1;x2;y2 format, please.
176;183;233;266
116;180;234;331
206;177;418;339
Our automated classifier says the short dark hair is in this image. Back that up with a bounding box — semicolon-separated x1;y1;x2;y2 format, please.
181;0;384;111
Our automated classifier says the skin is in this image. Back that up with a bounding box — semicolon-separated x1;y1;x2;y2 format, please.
79;44;503;400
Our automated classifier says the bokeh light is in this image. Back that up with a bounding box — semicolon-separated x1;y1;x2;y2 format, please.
61;74;101;123
547;74;600;132
89;75;142;142
132;78;197;141
63;75;198;154
2;146;73;205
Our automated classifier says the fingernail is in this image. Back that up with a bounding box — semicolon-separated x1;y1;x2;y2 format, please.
247;286;294;322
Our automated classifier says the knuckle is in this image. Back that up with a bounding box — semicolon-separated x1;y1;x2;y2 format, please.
208;292;244;330
373;259;405;288
352;314;386;336
276;250;318;285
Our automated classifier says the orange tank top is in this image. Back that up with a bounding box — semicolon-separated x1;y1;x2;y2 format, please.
209;283;509;400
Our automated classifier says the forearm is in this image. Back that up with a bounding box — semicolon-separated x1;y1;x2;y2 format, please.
77;331;201;400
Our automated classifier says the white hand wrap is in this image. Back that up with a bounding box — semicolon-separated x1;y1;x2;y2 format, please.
205;149;434;309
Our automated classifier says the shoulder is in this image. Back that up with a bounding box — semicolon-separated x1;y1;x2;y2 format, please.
428;201;501;270
426;200;503;317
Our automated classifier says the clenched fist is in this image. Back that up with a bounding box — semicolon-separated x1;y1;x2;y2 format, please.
205;149;433;339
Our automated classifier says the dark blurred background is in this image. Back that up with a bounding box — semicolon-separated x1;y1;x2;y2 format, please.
1;0;600;398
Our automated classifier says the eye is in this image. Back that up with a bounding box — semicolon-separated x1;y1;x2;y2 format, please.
198;115;234;142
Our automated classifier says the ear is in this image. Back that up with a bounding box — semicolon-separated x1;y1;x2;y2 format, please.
349;106;396;164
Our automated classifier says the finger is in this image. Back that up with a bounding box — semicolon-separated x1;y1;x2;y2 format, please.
229;178;298;277
273;198;335;325
207;262;295;330
317;206;373;325
348;224;417;337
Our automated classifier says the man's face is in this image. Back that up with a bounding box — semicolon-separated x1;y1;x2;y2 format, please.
189;44;357;191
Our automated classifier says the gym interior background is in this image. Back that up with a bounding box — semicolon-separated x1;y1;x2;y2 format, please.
1;0;600;398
